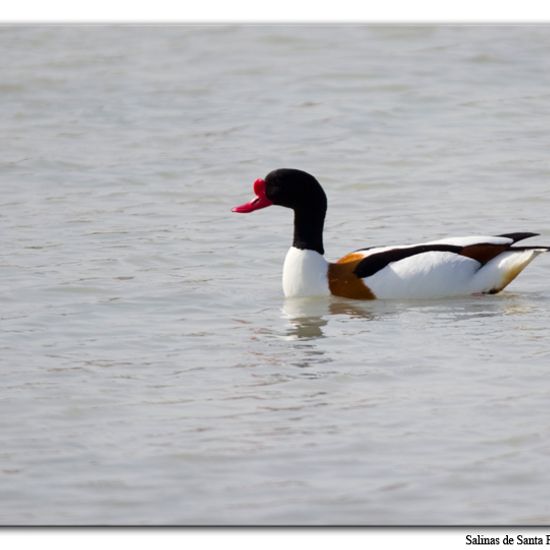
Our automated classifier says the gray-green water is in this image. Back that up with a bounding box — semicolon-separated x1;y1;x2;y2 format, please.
2;24;550;525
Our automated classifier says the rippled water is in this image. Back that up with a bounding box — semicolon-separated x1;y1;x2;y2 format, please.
2;24;550;525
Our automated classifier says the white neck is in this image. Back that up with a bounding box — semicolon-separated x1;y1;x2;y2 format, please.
282;247;330;298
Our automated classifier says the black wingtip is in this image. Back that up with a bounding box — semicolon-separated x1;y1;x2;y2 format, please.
498;232;540;243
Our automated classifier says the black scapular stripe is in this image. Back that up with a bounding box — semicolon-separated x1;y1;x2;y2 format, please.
353;244;462;279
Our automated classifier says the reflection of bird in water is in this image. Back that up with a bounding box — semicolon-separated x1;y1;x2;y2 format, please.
282;298;328;340
285;314;328;341
281;293;536;340
282;297;377;340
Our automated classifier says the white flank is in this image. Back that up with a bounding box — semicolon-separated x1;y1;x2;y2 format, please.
363;248;546;299
282;247;330;298
365;251;481;299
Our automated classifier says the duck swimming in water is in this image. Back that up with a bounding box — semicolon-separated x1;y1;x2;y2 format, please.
233;168;549;300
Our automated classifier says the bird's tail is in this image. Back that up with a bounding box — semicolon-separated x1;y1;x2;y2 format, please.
487;248;547;294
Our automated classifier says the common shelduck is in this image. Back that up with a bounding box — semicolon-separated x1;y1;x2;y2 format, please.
233;168;549;300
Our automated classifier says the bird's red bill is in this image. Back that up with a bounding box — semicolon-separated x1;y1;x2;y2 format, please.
232;178;273;213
